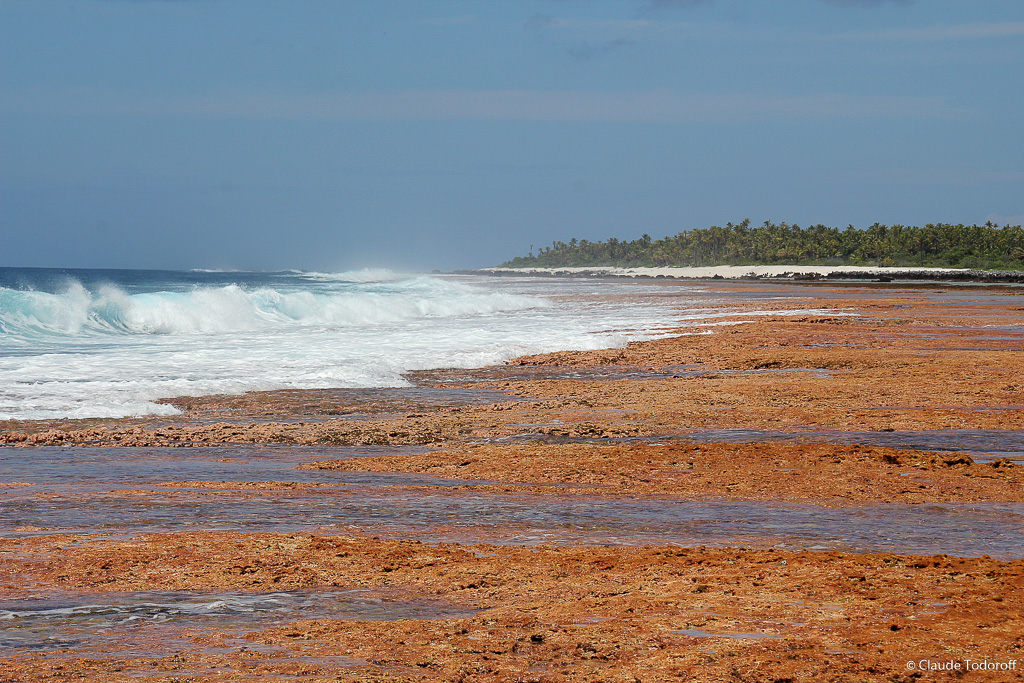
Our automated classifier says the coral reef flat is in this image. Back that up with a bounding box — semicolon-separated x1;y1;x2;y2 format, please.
3;279;1024;681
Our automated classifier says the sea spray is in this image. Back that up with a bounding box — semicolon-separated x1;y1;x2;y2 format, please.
0;277;543;339
0;269;709;420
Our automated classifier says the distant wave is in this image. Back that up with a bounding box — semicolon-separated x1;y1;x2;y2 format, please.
0;278;546;339
299;268;411;283
186;268;407;281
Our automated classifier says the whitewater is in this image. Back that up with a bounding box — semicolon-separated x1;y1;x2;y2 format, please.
0;268;672;420
0;267;829;421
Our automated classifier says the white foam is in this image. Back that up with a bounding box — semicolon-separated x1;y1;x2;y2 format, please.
0;274;828;420
0;277;548;339
301;267;408;283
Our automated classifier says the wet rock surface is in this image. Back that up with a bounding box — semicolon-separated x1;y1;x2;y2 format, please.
2;280;1024;680
2;533;1023;681
299;441;1024;506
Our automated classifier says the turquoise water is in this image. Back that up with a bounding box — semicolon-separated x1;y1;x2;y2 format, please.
1;267;740;420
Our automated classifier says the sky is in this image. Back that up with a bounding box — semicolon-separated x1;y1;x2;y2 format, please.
2;0;1023;271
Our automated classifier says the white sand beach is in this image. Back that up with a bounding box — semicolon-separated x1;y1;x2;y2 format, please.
479;265;974;279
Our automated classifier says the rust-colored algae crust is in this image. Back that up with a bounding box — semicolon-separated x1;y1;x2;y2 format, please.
2;533;1024;681
3;281;1024;681
299;442;1024;506
0;414;468;447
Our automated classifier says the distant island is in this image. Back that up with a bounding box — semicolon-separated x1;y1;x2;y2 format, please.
501;220;1024;271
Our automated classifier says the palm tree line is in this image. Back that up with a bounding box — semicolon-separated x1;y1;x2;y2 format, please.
501;220;1024;270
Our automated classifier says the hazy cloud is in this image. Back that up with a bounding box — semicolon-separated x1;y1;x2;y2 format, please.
847;168;1024;187
634;0;912;6
986;213;1024;226
524;13;692;59
636;0;712;12
822;0;911;6
3;87;968;123
524;13;557;31
566;38;637;60
421;15;475;27
852;21;1024;41
637;0;908;7
526;17;665;32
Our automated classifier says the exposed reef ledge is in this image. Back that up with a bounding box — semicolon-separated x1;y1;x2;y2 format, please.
466;265;1024;283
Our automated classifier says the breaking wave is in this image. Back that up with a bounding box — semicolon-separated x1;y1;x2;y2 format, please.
0;269;711;420
0;277;545;339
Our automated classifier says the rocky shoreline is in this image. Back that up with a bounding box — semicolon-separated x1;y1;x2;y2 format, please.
2;279;1023;681
467;265;1024;283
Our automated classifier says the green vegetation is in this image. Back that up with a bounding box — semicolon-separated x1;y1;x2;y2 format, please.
501;220;1024;270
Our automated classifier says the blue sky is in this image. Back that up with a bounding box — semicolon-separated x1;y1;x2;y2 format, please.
2;0;1023;271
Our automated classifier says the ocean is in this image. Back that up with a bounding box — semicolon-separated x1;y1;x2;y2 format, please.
0;267;767;422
